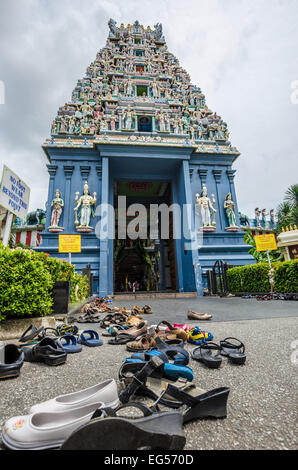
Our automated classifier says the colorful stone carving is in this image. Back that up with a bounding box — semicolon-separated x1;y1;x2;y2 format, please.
74;182;97;232
49;190;64;232
196;185;217;230
49;20;232;148
224;193;239;231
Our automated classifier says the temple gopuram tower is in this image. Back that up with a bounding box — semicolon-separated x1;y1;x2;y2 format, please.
38;20;254;296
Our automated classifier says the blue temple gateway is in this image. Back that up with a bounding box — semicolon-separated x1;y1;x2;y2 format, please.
37;19;254;296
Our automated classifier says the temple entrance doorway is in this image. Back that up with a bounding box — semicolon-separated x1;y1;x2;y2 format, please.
113;180;178;294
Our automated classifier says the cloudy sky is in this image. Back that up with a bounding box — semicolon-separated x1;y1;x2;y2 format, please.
0;0;297;216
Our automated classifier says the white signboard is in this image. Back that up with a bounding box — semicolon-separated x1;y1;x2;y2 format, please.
0;165;30;221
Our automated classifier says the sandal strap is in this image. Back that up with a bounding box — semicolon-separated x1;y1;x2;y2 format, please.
119;356;164;404
163;383;199;408
220;337;245;354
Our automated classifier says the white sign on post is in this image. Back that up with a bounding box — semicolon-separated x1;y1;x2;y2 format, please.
0;165;30;221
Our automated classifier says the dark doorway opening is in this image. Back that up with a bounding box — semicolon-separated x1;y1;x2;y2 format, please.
113;181;178;293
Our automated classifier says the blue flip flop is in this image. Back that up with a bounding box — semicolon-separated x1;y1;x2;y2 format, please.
78;330;103;347
123;357;194;382
59;335;82;354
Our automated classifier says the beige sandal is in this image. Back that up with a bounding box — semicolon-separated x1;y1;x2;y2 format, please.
126;334;156;352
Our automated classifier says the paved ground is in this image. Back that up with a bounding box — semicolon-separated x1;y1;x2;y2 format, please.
0;298;297;451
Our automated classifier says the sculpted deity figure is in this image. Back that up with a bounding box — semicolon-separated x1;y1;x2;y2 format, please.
155;109;166;132
109;110;118;131
50;190;64;229
122;105;136;130
196;185;217;228
151;79;160;98
125;78;134;97
224;193;238;228
74;182;97;229
255;208;261;227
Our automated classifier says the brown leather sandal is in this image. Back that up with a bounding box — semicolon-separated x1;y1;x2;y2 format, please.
126;334;157;352
154;321;188;342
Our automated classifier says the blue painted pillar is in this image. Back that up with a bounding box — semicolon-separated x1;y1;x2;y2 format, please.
63;164;74;232
182;160;203;296
213;169;223;230
99;157;109;296
227;169;240;226
46;165;57;230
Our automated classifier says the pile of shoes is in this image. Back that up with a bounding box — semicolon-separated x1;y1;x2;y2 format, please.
1;353;231;450
1;323;105;377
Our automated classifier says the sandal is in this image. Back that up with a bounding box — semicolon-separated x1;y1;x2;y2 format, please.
187;327;214;345
219;337;246;365
153;337;190;366
61;402;185;450
191;343;222;369
122;358;194;383
56;325;79;336
159;383;230;423
119;360;193;408
77;330;103;348
59;335;82;354
18;325;45;345
143;305;153;315
126;334;156;352
155;321;188;342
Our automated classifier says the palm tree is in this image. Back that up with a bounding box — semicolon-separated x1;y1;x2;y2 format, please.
285;184;298;208
277;184;298;231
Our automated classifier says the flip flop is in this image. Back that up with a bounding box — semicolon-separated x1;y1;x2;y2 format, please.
191;343;222;369
219;337;246;365
59;335;82;354
18;325;45;345
77;331;103;348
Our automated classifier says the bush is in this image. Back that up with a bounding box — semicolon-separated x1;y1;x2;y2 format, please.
0;245;54;321
274;260;298;293
227;260;298;293
0;244;89;322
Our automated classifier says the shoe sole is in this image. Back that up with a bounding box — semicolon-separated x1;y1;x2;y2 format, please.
60;415;185;450
0;371;20;380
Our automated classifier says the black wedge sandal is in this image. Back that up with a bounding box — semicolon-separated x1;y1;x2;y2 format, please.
161;384;230;423
220;337;246;365
191;342;222;369
60;402;186;450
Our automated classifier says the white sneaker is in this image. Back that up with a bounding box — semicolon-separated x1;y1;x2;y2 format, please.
29;379;119;414
2;402;104;450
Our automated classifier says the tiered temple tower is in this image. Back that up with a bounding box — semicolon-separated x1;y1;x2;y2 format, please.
38;20;254;296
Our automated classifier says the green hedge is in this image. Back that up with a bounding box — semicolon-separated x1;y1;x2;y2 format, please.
0;244;89;322
227;260;298;293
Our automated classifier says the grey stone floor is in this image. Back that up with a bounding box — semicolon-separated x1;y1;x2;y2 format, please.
0;299;297;450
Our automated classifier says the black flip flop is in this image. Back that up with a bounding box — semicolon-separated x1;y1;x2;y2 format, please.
220;337;246;365
19;325;45;344
191;343;222;369
60;402;185;450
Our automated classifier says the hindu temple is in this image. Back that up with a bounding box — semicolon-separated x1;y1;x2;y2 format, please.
37;19;254;296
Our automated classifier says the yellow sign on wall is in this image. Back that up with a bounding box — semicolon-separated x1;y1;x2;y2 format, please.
59;235;81;253
254;234;277;252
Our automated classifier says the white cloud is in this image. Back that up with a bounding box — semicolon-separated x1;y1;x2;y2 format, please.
0;0;297;215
